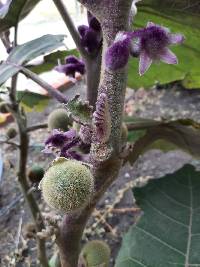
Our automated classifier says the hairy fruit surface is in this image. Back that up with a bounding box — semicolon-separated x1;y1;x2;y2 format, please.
48;109;71;131
80;240;110;267
40;158;94;212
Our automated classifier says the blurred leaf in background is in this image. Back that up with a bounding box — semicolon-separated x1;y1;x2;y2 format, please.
128;0;200;89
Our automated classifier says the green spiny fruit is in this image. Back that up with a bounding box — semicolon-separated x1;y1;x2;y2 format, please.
40;158;94;213
48;109;71;131
28;165;45;183
6;127;17;139
80;240;110;267
121;122;128;143
0;102;9;113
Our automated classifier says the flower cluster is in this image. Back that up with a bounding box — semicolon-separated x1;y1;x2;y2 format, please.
54;55;85;78
105;22;185;75
78;12;102;54
43;129;82;160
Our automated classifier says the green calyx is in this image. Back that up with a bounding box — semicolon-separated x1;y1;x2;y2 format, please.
28;165;45;183
6;127;17;139
40;158;94;213
80;240;111;267
48;108;71;131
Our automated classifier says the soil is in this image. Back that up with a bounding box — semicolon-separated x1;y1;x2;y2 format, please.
0;81;200;267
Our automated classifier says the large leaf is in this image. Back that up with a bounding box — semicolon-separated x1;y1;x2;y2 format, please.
126;118;200;165
128;0;200;89
0;34;65;85
0;0;40;33
116;164;200;267
17;90;49;112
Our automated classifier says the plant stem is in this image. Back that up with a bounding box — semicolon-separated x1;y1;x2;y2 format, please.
27;123;48;132
52;0;89;58
16;117;50;267
56;1;132;267
21;67;67;103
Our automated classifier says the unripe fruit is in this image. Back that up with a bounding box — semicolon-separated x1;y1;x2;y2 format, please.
6;127;17;139
28;165;45;183
80;240;110;267
0;102;9;113
121;123;128;143
48;109;71;131
40;158;94;213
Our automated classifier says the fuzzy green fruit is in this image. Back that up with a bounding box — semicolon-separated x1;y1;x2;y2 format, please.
0;102;9;113
28;165;45;183
48;109;71;131
40;158;94;213
6;127;17;139
80;240;110;267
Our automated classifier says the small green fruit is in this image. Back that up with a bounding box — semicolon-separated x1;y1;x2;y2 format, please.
40;158;94;212
48;109;71;131
121;122;128;143
0;102;9;113
6;127;17;139
28;165;45;183
80;240;110;267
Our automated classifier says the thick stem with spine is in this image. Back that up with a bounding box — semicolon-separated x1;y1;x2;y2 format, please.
56;1;132;267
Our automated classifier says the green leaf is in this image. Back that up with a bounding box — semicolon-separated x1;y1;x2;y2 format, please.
126;118;200;165
29;49;79;74
128;0;200;89
64;95;93;125
0;0;41;33
116;164;200;267
16;90;49;112
0;34;65;85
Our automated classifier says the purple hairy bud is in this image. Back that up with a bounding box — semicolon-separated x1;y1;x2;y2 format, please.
105;33;131;71
87;11;101;32
130;22;185;75
79;125;93;145
54;56;85;78
93;93;111;144
78;25;102;54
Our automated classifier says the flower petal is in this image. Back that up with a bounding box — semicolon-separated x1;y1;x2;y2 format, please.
139;51;152;75
169;33;185;44
160;48;178;64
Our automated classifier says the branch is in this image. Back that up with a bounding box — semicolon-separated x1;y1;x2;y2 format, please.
52;0;89;58
27;123;48;132
20;67;68;104
0;139;19;148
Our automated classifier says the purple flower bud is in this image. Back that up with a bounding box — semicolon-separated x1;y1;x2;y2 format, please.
105;33;131;70
79;125;93;144
78;25;89;37
65;55;80;64
93;93;111;143
54;56;85;77
78;24;102;54
87;11;101;32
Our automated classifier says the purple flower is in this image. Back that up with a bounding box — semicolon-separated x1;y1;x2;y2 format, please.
131;22;185;75
54;56;85;77
105;33;131;71
44;129;82;160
